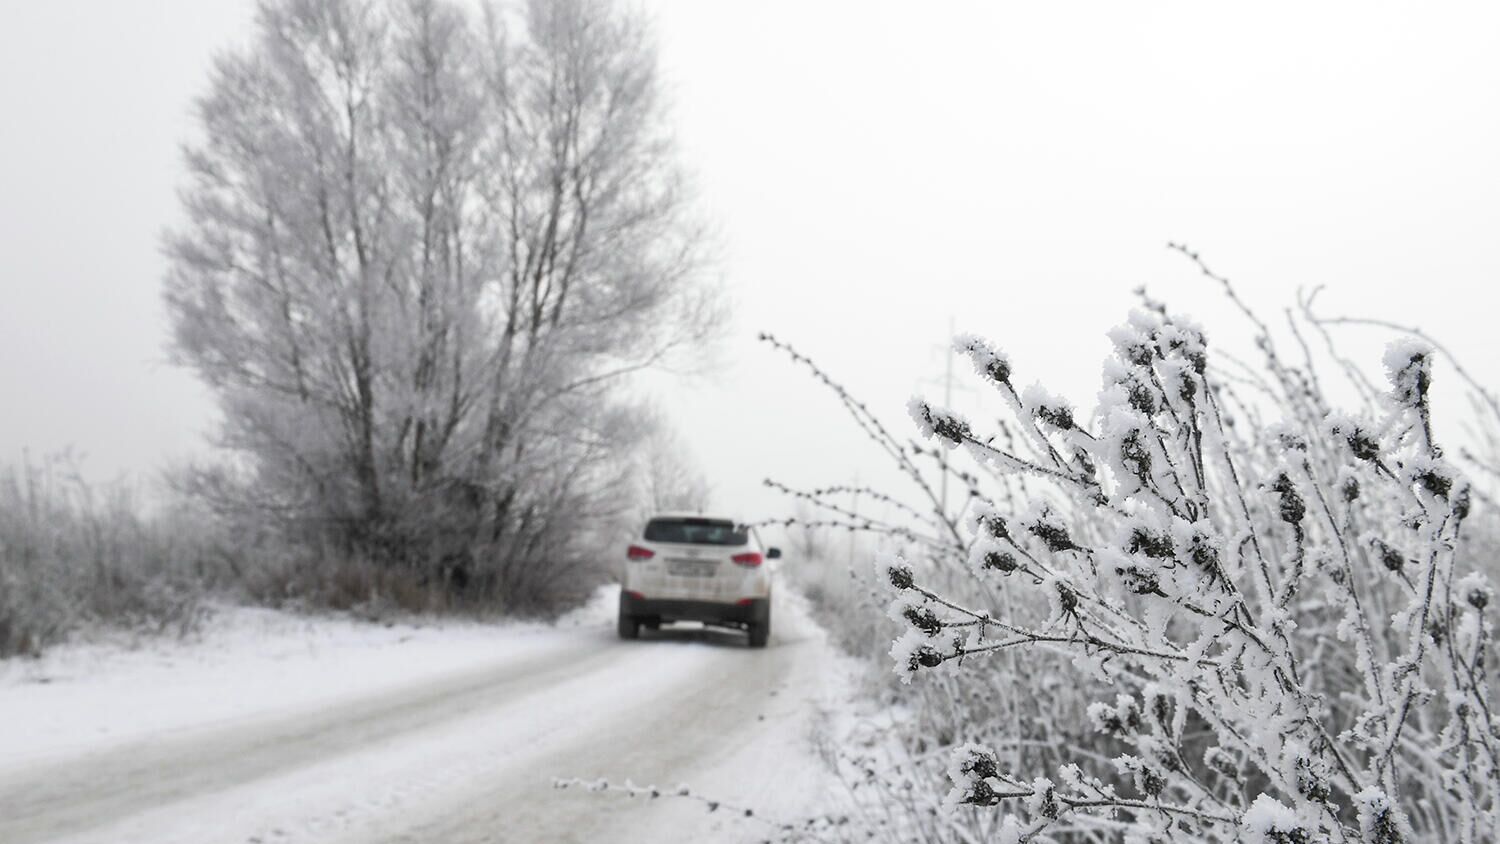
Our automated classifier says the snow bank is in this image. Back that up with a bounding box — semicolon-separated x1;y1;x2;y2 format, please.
1;591;616;766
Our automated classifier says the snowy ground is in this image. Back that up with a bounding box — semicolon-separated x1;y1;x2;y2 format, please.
0;589;855;843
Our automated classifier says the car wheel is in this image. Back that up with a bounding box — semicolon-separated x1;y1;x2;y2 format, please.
618;613;640;640
747;622;769;648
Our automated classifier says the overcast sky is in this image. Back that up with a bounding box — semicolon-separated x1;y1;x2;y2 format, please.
2;1;1497;522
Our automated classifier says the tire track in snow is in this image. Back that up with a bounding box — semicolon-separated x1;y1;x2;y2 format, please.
353;619;830;843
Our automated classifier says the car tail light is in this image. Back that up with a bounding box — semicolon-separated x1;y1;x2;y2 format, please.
731;552;763;567
626;545;655;561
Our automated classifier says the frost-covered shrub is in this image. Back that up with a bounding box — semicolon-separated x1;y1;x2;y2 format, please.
890;307;1495;842
760;334;1109;843
765;252;1499;843
0;456;210;657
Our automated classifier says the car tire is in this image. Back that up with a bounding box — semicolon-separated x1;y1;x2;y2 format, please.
747;621;769;648
618;613;640;640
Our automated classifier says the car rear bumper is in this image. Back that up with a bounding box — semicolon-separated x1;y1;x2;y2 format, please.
620;590;769;628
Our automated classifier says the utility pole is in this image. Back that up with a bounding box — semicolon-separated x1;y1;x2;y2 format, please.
923;318;969;520
847;474;860;570
940;317;954;516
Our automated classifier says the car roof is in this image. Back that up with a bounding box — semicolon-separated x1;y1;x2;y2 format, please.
646;512;741;523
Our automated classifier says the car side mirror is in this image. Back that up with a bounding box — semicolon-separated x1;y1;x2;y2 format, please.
766;547;782;559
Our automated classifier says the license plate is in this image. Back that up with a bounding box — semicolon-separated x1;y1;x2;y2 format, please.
667;558;715;577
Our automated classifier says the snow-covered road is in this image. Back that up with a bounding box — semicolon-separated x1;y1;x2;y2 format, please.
0;592;847;843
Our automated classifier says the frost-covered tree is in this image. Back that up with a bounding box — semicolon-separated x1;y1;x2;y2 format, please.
634;412;712;517
766;250;1499;842
164;0;714;604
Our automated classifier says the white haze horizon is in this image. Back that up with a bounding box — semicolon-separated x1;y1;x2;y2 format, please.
2;0;1497;525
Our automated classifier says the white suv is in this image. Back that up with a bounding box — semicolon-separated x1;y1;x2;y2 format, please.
618;514;780;647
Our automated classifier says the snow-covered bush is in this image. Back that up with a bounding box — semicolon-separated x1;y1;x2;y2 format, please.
895;326;1494;839
759;334;1101;842
766;251;1499;843
0;455;211;656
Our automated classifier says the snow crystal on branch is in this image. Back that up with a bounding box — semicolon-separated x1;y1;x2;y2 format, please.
1021;383;1076;431
876;552;915;591
953;333;1012;385
1382;338;1433;409
887;593;943;637
908;398;970;447
1087;694;1143;738
1107;317;1157;368
1019;500;1082;554
1325;413;1382;463
1239;794;1312;844
944;742;1004;809
1354;788;1412;844
890;629;944;683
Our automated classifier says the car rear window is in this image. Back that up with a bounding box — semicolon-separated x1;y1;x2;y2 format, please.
644;517;749;546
